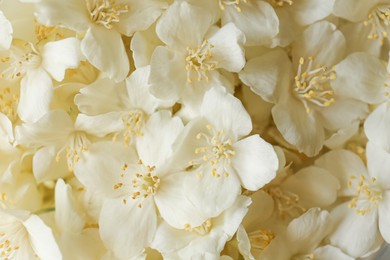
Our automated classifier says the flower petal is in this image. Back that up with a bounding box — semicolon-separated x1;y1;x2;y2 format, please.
0;11;12;50
365;103;390;152
232;135;278;191
81;25;129;82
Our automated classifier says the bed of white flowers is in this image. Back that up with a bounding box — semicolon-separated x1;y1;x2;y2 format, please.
1;0;390;259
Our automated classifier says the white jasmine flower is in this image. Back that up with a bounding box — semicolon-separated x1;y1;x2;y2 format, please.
75;66;172;146
315;145;390;258
240;21;368;156
172;86;278;217
74;111;207;259
0;208;62;260
34;0;167;81
151;195;251;259
15;109;123;182
149;1;245;113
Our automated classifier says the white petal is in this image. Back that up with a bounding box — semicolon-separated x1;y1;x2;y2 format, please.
329;202;382;258
286;208;331;254
54;179;85;233
155;172;208;229
18;69;53;123
136;111;183;170
315;149;367;196
42;37;83;81
115;0;167;36
74;77;127;115
272;98;324;156
366;142;390;188
15;109;73;147
23;214;62;260
34;0;90;31
201;86;252;139
33;145;69;183
208;23;245;72
281;166;340;208
0;11;12;50
332;52;387;104
324;121;360;149
292;21;346;67
313;245;355;260
239;49;292;103
156;1;213;47
75;112;124;137
221;1;278;46
183;165;241;218
232;135;278;191
365;103;390;152
378;191;390;243
243;190;274;231
292;0;334;26
149;46;186;102
99;197;157;259
81;25;129;82
333;0;378;22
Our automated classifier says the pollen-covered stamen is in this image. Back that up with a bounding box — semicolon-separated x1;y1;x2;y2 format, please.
112;110;145;146
55;132;90;171
218;0;248;12
113;160;160;208
294;57;336;114
364;5;390;45
247;229;275;251
266;187;306;219
85;0;129;29
185;40;218;83
0;235;20;260
34;20;62;44
348;174;383;216
0;87;19;123
268;0;293;7
190;124;235;177
184;219;212;236
0;43;41;80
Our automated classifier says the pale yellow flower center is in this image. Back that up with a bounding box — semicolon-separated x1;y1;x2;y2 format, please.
364;5;390;45
294;57;336;114
348;174;383;215
218;0;248;12
85;0;129;29
0;87;19;123
248;229;275;251
113;160;160;208
56;132;90;172
184;219;212;235
0;43;40;80
267;186;306;219
0;234;20;260
185;40;218;83
190;124;235;178
268;0;293;8
34;20;62;44
112;110;145;146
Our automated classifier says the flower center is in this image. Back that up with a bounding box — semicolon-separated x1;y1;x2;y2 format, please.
56;132;90;172
248;229;275;251
85;0;129;29
218;0;248;12
0;87;19;123
364;5;390;45
34;20;62;44
0;234;20;259
113;160;160;208
185;40;218;83
266;187;306;219
184;219;212;236
190;124;235;178
267;0;293;7
112;110;145;146
294;57;336;114
348;174;383;215
0;43;41;81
